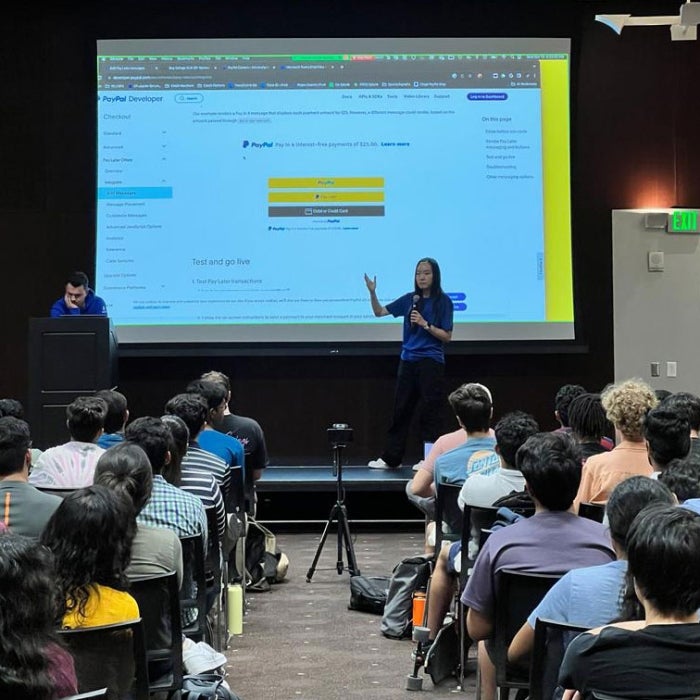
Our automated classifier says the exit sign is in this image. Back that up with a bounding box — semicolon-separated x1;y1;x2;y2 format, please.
667;209;700;233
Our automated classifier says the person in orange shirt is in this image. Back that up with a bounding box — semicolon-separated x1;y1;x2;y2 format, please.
576;379;657;506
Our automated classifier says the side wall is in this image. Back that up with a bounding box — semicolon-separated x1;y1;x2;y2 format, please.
613;210;700;393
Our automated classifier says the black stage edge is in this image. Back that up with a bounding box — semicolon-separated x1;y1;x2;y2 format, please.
255;464;423;526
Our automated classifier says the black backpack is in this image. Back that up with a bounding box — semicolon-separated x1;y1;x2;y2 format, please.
348;575;391;615
491;489;534;515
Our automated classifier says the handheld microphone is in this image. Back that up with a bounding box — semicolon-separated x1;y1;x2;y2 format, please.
410;294;420;327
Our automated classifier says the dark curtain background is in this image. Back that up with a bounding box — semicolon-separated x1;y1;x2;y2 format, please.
2;0;698;462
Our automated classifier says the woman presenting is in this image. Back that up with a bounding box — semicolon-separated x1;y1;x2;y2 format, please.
365;257;453;469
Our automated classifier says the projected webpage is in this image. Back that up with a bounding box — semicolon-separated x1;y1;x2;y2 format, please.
96;38;573;344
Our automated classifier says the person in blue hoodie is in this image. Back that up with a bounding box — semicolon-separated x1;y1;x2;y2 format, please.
50;271;107;317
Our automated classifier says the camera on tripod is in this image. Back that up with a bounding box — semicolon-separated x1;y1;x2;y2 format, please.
327;422;353;447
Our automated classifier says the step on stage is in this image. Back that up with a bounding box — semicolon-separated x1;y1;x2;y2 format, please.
255;464;423;525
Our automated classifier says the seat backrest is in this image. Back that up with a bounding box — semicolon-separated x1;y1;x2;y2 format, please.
205;505;223;590
224;464;246;516
469;505;500;535
464;505;501;571
493;570;562;690
578;502;605;523
128;570;183;692
435;482;463;552
57;619;149;700
528;617;588;700
179;532;208;641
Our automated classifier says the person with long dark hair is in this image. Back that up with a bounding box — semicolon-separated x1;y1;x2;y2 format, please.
365;257;454;469
0;532;78;699
41;484;139;629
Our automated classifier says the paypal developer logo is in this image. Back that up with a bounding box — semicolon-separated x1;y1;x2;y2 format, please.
242;140;273;148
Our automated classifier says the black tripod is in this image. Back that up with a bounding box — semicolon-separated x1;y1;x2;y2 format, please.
306;436;361;582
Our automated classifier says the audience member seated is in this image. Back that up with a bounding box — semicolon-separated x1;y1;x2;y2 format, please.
94;388;129;449
659;454;700;513
405;385;474;521
663;390;700;458
125;417;208;545
41;485;139;628
552;383;586;434
458;411;539;510
409;383;497;552
461;432;615;700
186;379;245;475
160;413;189;485
165;393;232;504
559;505;700;699
643;402;691;477
433;383;499;487
201;369;269;485
575;379;657;505
161;413;226;542
508;476;675;665
49;270;107;317
423;411;539;647
567;393;610;462
0;398;43;464
0;417;62;538
0;532;79;699
94;442;183;588
29;396;107;488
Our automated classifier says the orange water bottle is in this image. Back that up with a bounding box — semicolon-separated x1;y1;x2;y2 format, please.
412;590;427;627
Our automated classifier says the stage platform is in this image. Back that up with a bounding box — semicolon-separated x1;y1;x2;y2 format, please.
256;464;415;492
255;464;423;525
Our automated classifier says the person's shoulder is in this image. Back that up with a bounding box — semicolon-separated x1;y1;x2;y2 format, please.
164;478;203;503
189;443;227;466
227;413;263;432
388;291;413;307
581;450;608;470
440;291;454;307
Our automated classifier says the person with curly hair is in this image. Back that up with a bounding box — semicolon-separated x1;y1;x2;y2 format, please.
41;484;139;629
0;532;78;699
575;379;657;505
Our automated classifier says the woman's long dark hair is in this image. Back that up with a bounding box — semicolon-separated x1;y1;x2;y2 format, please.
41;485;136;624
414;257;448;321
413;257;444;298
0;533;63;700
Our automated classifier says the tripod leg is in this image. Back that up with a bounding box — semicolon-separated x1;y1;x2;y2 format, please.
338;503;361;576
306;504;339;582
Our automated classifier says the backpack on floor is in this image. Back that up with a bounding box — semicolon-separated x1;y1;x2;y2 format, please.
244;518;288;591
181;672;242;699
380;554;432;639
348;575;391;615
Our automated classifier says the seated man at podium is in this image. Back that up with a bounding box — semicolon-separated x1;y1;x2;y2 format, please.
49;271;107;317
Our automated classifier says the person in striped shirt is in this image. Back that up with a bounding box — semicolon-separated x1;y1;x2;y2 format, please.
164;393;240;515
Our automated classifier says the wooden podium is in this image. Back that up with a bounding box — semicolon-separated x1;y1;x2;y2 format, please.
27;317;118;449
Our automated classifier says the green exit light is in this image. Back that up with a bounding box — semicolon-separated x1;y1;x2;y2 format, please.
668;209;699;233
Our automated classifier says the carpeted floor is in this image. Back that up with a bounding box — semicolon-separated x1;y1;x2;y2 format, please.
223;528;477;700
